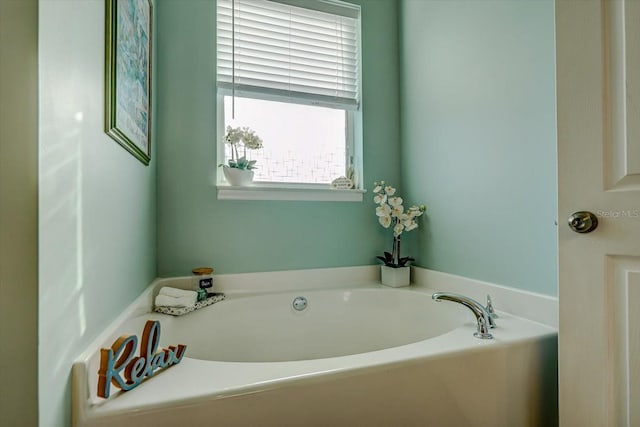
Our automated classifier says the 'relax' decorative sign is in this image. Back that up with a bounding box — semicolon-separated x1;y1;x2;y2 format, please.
97;320;186;398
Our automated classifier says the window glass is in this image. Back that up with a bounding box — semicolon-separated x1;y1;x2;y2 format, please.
223;96;348;184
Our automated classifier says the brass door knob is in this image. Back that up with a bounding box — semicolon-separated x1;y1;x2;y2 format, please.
567;211;598;233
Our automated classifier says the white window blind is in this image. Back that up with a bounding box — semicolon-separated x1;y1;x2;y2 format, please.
216;0;361;110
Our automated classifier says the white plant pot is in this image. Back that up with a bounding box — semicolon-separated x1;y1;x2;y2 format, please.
223;167;254;186
380;265;410;288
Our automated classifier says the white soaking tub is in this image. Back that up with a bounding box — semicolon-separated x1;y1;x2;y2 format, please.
73;277;558;427
162;288;467;362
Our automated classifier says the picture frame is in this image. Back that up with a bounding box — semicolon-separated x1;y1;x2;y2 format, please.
105;0;152;165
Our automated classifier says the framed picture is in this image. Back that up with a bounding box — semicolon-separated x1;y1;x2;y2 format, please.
105;0;152;165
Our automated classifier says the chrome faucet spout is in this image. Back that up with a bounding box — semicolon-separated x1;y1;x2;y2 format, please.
432;292;493;339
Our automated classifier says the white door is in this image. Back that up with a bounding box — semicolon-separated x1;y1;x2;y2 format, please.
556;0;640;425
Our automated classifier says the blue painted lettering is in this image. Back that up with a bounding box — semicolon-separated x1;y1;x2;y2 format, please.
97;320;187;399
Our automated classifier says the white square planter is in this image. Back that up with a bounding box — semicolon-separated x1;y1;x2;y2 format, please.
380;266;410;288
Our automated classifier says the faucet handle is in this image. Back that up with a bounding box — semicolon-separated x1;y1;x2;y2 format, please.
485;294;498;328
486;294;498;318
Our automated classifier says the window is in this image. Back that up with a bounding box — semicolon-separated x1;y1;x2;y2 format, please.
216;0;362;199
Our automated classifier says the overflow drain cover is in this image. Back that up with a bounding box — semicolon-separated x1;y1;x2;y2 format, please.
292;296;308;311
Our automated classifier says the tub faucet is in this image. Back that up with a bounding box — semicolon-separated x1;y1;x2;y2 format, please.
432;292;493;339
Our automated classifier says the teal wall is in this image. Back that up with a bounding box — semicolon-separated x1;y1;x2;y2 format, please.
156;0;558;295
399;0;558;295
156;0;401;276
38;1;157;425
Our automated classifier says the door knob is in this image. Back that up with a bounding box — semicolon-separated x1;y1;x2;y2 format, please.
567;211;598;233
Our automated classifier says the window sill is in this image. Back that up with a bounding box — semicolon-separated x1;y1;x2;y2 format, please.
216;183;366;202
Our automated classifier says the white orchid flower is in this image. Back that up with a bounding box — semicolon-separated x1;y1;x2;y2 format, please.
393;222;404;237
378;215;392;228
391;204;404;218
419;204;427;213
408;205;425;217
376;204;392;217
388;196;403;207
403;220;418;232
384;186;396;196
407;208;422;220
373;193;387;205
373;185;383;193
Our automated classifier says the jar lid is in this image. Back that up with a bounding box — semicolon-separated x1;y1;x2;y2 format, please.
192;267;214;275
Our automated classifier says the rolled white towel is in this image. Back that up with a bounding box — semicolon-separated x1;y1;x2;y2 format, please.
158;287;197;299
155;294;197;308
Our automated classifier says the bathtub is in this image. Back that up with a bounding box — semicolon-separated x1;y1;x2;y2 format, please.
73;276;558;427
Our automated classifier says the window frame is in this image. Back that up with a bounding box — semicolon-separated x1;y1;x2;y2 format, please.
214;0;364;202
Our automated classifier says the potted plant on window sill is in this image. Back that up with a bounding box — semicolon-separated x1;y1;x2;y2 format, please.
219;126;263;186
373;181;426;287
